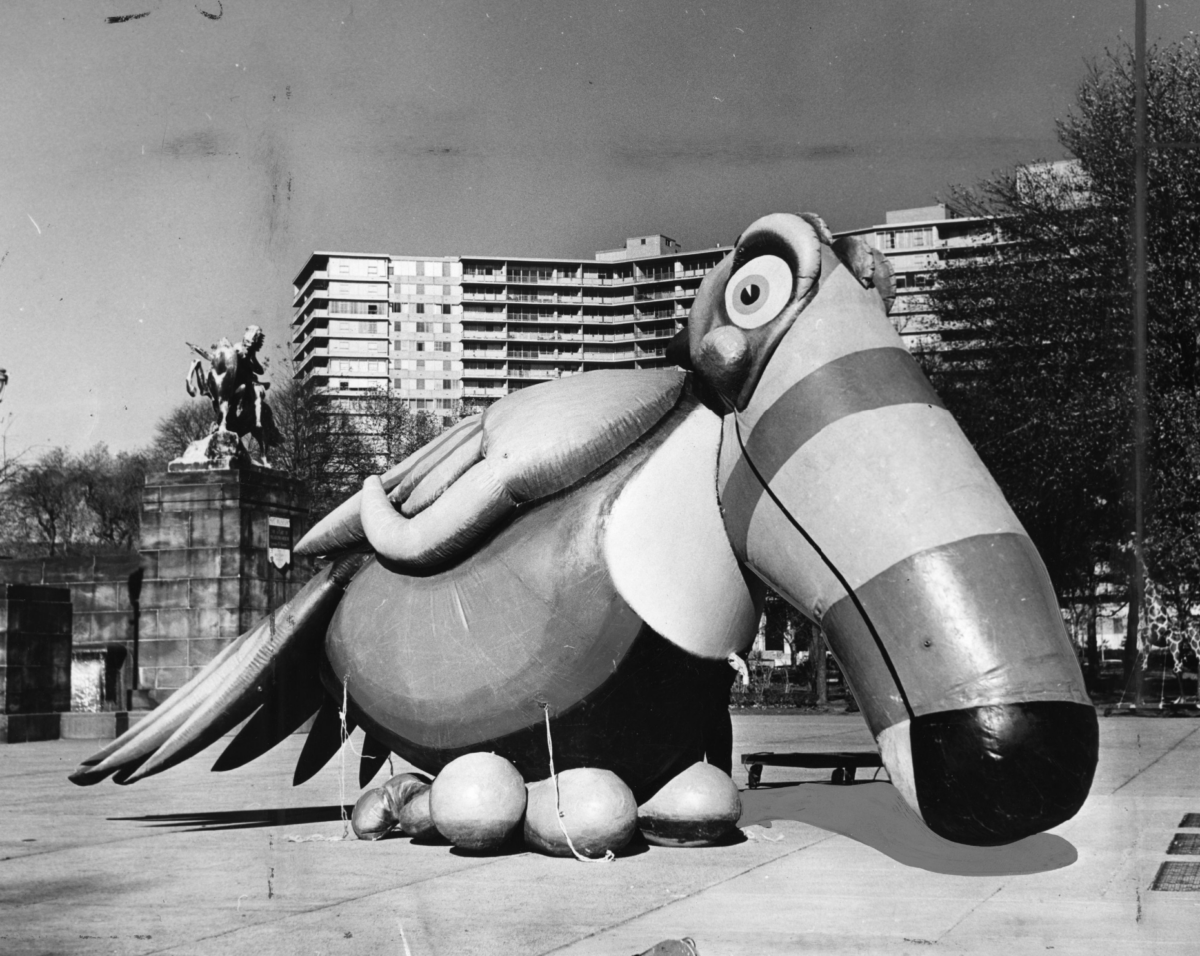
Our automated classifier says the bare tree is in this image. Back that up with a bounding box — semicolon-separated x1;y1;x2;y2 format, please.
149;399;215;467
7;448;89;556
78;445;150;551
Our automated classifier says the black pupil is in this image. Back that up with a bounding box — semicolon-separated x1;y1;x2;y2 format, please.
740;283;761;306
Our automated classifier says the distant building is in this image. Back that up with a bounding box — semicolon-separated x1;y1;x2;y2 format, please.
835;203;1002;357
290;200;1023;423
290;235;726;423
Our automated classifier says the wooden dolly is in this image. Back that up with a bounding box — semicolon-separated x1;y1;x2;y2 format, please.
740;751;884;789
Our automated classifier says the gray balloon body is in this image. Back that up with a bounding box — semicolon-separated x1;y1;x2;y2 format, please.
70;212;1096;848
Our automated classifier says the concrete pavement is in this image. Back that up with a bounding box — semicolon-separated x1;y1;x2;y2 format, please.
1;714;1197;955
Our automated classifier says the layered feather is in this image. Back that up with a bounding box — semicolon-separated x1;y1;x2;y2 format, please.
68;553;367;786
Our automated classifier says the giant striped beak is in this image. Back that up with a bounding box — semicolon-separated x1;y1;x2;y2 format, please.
708;215;1098;846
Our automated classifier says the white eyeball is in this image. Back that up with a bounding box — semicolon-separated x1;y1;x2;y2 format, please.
723;255;793;330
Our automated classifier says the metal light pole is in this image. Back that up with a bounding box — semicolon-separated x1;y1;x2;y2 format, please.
1131;0;1148;706
0;369;9;469
1129;1;1200;705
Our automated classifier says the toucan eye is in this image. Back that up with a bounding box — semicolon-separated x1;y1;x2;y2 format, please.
724;255;793;330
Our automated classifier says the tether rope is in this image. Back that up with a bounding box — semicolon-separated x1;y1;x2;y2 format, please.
540;702;614;863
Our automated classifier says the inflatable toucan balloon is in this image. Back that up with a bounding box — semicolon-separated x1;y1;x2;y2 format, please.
70;212;1098;847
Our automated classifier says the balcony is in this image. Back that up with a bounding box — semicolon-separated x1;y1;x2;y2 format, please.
463;330;508;340
507;330;576;342
296;348;329;374
506;272;582;286
580;314;636;325
505;292;583;305
463;348;507;359
584;333;637;343
583;351;636;361
508;349;582;360
580;294;636;305
291;309;330;343
326;345;390;361
463;386;508;398
292;270;329;307
635;287;696;302
580;275;634;287
463;367;508;379
508;367;577;379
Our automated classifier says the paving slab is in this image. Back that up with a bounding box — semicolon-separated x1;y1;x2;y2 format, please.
0;714;1197;955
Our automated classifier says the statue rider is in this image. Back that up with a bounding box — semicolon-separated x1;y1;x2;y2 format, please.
237;325;269;431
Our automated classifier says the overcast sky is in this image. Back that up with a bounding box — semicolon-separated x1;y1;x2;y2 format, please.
1;0;1196;456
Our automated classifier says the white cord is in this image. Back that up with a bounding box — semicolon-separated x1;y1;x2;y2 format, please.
540;703;614;863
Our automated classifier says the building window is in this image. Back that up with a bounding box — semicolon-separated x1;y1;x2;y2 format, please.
442;380;452;390
393;321;404;332
339;380;350;389
435;341;450;352
441;304;451;314
415;304;426;314
416;322;430;333
882;227;935;251
328;300;383;316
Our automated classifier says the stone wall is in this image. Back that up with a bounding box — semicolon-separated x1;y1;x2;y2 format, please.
0;554;143;712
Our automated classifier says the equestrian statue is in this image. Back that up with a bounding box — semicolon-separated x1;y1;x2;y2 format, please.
183;324;276;467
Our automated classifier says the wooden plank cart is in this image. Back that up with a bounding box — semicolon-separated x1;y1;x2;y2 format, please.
740;751;884;789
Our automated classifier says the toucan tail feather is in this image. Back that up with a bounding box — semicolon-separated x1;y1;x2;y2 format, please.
67;553;367;787
293;696;355;787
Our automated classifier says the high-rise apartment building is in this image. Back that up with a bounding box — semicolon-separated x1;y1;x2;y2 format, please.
290;208;1005;425
291;235;729;423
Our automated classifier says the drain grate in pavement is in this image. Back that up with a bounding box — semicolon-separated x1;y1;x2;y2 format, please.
1180;813;1200;828
1168;833;1200;855
1151;862;1200;892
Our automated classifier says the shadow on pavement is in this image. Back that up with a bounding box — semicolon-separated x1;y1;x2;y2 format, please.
739;781;1078;876
111;805;354;831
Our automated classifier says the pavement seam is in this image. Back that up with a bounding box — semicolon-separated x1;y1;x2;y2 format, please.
534;831;837;956
1110;724;1200;794
134;852;518;956
934;883;1005;943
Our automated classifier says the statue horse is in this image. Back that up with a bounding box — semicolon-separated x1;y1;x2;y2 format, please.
72;212;1098;847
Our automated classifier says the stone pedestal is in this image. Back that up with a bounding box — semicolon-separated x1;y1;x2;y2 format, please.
136;467;308;699
0;584;73;742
